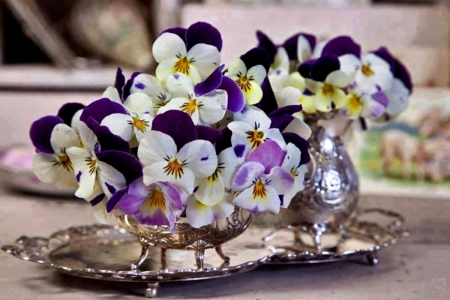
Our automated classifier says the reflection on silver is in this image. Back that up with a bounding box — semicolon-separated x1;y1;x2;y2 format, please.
276;112;359;250
2;208;407;298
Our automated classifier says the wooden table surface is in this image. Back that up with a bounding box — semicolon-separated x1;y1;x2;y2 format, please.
0;186;449;300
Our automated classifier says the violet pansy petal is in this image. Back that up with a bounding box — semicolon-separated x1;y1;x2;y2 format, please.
256;30;277;64
30;116;63;154
122;72;142;101
215;127;232;154
393;58;413;92
311;55;340;82
151;110;198;150
240;47;271;72
270;114;294;132
80;98;127;124
114;67;126;97
161;27;187;42
232;161;265;191
106;186;128;213
282;132;310;165
283;33;316;61
372;91;389;108
298;59;315;79
57;103;85;126
158;181;183;211
120;193;145;215
269;105;303;118
194;66;223;96
85;118;130;153
127;177;149;198
219;76;245;113
186;22;222;51
256;77;278;115
372;47;396;72
321;36;361;58
96;150;143;185
246;140;285;173
196;125;222;144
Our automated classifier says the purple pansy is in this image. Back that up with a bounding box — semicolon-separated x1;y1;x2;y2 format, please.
232;141;294;213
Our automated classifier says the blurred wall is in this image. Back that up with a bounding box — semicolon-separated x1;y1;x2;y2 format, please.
182;4;450;87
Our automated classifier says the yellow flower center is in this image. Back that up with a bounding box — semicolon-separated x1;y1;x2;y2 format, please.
361;64;374;77
142;187;166;212
252;179;267;199
56;152;73;172
163;158;184;179
132;116;150;133
245;130;265;149
290;168;298;178
347;94;363;115
322;83;334;96
236;74;252;92
174;57;191;74
180;99;198;116
207;165;223;183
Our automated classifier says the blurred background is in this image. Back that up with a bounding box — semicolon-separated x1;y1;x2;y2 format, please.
0;0;449;198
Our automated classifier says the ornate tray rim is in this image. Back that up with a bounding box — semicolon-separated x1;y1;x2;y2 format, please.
1;207;408;296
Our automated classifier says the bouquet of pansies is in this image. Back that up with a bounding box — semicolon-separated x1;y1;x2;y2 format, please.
30;22;311;230
256;31;412;124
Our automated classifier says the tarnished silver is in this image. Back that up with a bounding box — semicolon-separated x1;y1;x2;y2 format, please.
2;208;407;298
115;207;253;271
275;112;359;251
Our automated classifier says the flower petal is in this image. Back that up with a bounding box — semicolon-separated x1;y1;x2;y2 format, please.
157;97;200;125
212;194;235;219
30;116;63;154
218;147;241;189
198;90;227;124
240;47;270;73
219;76;245;113
227;58;247;78
106;186;128;213
326;70;352;88
97;161;126;198
50;123;79;154
321;36;361;58
268;166;295;194
233;185;280;214
102;86;122;103
247;65;267;85
130;74;169;100
186;196;215;228
196;125;222;144
166;73;195;98
283;33;316;61
32;153;77;188
186;22;222;52
124;93;155;115
80;98;127;124
78;121;98;153
177;140;218;178
195;172;225;206
256;30;277;64
151;110;198;150
92;198;111;224
66;147;96;199
143;161;195;194
282;132;310;165
385;78;410;116
311;55;340;82
152;32;187;62
246;140;285;173
275;86;302;108
96;150;143;185
232;161;265;191
138;131;177;166
101;113;134;142
188;43;221;79
155;57;179;83
194;66;223;96
84;118;130;153
57;103;85;126
282;116;312;140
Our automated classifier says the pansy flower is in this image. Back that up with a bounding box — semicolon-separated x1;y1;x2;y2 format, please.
138;111;218;195
340;84;389;119
228;107;285;159
320;36;362;78
194;147;242;206
299;55;352;112
186;193;235;228
232;141;294;213
355;47;394;94
119;177;183;229
158;67;243;125
383;51;413;117
57;103;85;133
129;73;173;113
31;116;79;188
226;47;270;106
152;22;222;84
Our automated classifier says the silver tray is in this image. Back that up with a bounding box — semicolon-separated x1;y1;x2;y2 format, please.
2;208;408;298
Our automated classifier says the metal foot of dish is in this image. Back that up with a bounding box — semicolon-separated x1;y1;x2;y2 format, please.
194;240;206;270
131;244;150;271
215;246;230;268
366;253;379;266
145;282;159;298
